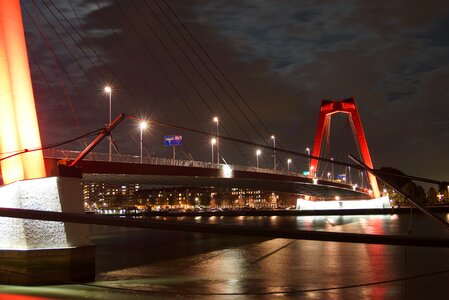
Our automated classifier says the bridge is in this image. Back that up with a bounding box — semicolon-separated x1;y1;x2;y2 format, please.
42;149;371;199
4;0;447;287
0;1;381;202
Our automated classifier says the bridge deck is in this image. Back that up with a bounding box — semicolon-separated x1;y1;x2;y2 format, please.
52;159;370;199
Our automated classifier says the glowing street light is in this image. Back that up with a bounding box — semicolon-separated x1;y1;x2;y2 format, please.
271;135;276;170
306;147;310;169
330;157;334;180
139;121;147;164
104;86;112;161
348;166;352;184
211;138;216;165
256;149;261;168
287;158;292;171
360;171;364;187
310;165;316;178
213;116;219;164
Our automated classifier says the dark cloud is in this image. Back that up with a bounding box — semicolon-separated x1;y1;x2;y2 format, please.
19;0;449;180
189;0;449;179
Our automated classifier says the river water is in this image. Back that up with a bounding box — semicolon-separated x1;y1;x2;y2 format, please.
2;213;449;299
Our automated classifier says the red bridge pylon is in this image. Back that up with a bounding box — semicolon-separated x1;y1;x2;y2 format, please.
309;97;380;198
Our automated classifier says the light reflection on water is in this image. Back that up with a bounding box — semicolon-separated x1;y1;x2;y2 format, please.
188;213;449;238
2;214;449;299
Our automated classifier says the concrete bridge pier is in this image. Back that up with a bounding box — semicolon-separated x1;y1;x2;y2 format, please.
0;0;95;285
0;173;95;285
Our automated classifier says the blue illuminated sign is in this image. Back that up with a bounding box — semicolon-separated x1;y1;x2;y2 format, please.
164;135;183;146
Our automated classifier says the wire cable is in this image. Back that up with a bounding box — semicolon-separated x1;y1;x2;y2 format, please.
0;128;103;162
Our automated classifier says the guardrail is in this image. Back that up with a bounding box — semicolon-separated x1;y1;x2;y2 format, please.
43;149;306;177
43;149;363;192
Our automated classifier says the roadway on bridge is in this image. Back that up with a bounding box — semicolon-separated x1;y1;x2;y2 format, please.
66;159;369;199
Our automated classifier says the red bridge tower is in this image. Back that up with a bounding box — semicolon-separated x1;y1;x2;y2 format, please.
309;98;380;198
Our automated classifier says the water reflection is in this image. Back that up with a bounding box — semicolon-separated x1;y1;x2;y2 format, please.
181;214;449;238
2;215;449;299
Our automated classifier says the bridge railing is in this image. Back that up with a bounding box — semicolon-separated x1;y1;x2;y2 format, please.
43;149;308;179
42;149;367;192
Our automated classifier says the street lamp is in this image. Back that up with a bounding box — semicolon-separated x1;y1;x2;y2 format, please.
139;121;147;164
287;158;292;171
104;86;112;161
330;157;334;180
211;138;216;165
360;171;364;187
271;135;276;170
306;147;310;170
213;116;219;164
348;166;352;184
256;149;261;169
310;165;315;178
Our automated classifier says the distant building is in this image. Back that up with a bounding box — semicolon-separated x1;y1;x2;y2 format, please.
82;182;140;211
135;186;298;210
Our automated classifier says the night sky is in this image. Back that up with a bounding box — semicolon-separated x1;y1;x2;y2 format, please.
20;0;449;182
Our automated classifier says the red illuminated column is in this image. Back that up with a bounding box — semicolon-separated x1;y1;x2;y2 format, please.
348;104;380;198
309;100;333;177
0;0;46;184
308;98;380;198
0;20;24;183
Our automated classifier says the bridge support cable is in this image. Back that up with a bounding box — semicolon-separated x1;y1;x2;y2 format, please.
1;111;443;195
0;207;449;247
24;2;115;149
158;0;284;146
32;1;203;161
148;118;446;186
24;6;82;132
117;1;268;166
349;155;449;232
0;128;103;163
42;0;201;150
42;0;147;114
139;1;276;153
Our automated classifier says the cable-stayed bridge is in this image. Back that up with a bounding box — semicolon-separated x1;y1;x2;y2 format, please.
43;149;372;200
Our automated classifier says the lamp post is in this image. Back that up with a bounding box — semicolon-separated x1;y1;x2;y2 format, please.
104;86;112;161
361;171;364;187
271;135;276;170
139;121;147;164
348;166;351;184
287;158;292;171
211;138;216;165
306;147;310;170
213;117;219;164
330;157;334;180
256;149;261;169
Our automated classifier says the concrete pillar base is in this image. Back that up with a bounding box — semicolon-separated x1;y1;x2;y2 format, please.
0;176;95;285
0;244;95;285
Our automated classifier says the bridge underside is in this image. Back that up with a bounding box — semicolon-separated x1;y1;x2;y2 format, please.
62;160;370;200
82;174;367;199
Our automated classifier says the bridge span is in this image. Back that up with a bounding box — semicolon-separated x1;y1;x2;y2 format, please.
43;150;371;200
